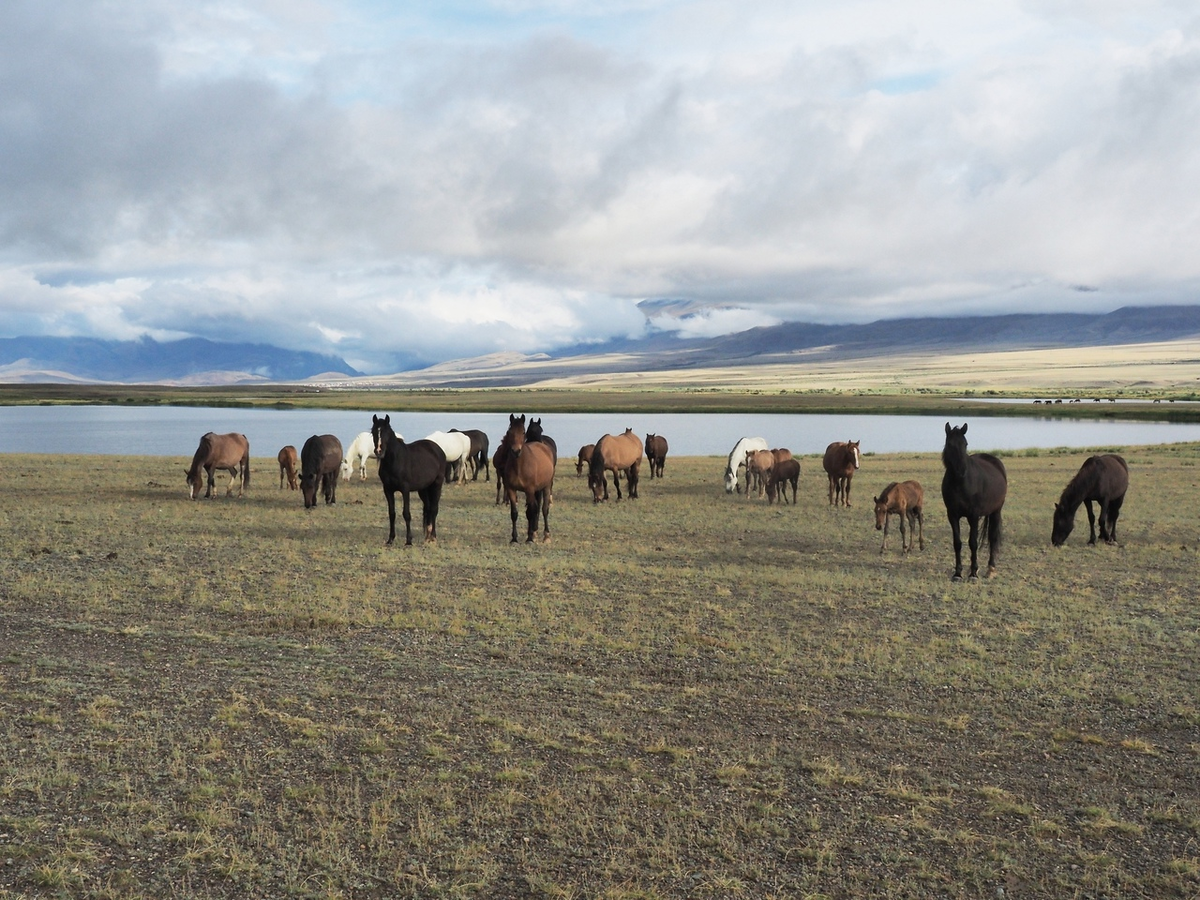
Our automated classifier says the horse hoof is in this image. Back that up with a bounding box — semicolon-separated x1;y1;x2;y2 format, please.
986;567;998;578
951;574;962;582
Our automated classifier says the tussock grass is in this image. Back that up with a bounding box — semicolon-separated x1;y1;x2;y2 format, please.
1;445;1199;898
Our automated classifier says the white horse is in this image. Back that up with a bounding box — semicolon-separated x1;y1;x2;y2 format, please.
340;431;377;481
724;436;770;494
424;430;473;485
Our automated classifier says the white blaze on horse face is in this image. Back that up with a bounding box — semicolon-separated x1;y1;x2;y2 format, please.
852;445;861;468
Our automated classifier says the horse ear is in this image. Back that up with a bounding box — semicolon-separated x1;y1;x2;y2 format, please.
961;422;968;434
373;414;379;425
945;422;952;435
384;415;390;425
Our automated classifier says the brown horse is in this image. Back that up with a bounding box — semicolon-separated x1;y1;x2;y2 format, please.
644;433;668;478
493;439;510;505
300;434;343;509
588;429;643;502
186;432;250;500
744;449;775;499
771;448;793;465
823;440;861;506
450;428;491;482
873;481;925;553
765;458;801;505
277;445;298;490
502;414;555;543
1052;454;1128;546
576;444;595;476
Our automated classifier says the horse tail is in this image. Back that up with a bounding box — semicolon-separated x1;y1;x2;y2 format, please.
242;444;251;489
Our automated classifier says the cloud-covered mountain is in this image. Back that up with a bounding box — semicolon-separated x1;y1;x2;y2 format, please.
0;336;361;384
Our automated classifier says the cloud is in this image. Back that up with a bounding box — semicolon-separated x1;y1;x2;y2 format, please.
0;0;1198;372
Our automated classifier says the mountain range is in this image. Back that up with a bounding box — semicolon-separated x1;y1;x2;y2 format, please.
0;335;361;384
0;305;1198;385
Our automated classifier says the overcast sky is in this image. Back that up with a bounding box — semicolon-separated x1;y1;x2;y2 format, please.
1;1;1197;373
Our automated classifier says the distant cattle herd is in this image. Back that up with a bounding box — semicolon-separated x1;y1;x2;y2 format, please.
186;413;1129;578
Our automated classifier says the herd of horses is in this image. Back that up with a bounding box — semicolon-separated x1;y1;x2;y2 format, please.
185;417;1130;576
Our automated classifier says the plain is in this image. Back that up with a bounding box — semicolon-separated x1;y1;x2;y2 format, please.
1;443;1198;899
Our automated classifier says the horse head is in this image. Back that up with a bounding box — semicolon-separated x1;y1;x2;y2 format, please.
1050;501;1073;546
371;414;393;458
942;422;969;473
849;440;861;469
185;467;202;500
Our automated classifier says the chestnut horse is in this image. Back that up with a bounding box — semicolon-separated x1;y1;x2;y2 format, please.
1052;454;1128;546
589;428;643;502
372;414;446;546
186;432;250;500
645;433;668;479
502;414;555;543
300;434;343;509
576;444;595;476
278;445;298;490
744;449;775;500
873;480;925;553
823;440;861;506
941;423;1007;580
765;458;801;505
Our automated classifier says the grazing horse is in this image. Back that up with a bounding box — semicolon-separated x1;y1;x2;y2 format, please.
1052;454;1129;546
744;449;775;499
300;434;343;509
277;445;298;491
823;440;861;506
450;428;490;481
371;414;446;546
941;423;1007;580
645;434;668;479
589;429;643;502
502;414;555;543
424;430;473;485
576;444;595;476
186;432;250;500
873;481;925;554
765;458;801;505
526;417;558;466
724;437;770;494
340;431;376;482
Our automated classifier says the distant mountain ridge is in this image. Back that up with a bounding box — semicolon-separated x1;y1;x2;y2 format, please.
0;336;361;384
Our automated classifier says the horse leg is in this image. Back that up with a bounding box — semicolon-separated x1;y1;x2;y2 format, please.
1085;500;1098;544
948;515;963;580
1096;499;1110;543
966;516;981;579
539;488;551;543
1106;496;1123;544
630;463;639;499
844;474;853;507
509;490;521;543
401;490;414;546
916;509;925;550
880;511;890;553
385;489;398;545
900;507;911;552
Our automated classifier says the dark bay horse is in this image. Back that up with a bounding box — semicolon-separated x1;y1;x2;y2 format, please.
822;440;861;506
941;423;1007;580
1052;454;1128;546
589;429;643;502
300;434;343;509
372;414;446;546
186;432;250;500
576;444;595;476
502;414;555;543
873;480;925;554
645;434;668;478
277;445;298;491
450;428;490;482
765;458;800;505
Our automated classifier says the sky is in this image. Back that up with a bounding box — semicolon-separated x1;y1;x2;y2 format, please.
1;0;1198;373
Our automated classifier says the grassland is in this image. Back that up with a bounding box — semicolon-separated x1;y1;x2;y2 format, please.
1;444;1199;898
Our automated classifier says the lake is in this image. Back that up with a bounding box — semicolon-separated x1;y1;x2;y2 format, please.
2;405;1200;457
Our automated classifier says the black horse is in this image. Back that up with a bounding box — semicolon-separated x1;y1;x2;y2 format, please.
371;414;446;546
1052;454;1128;546
941;422;1007;580
526;417;558;466
300;434;342;509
